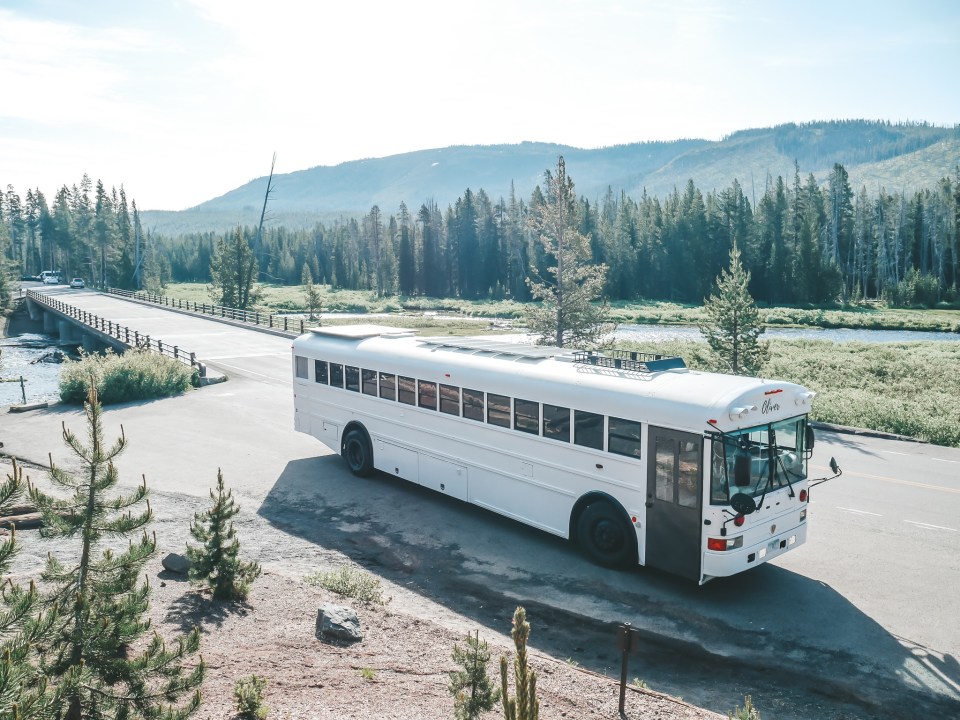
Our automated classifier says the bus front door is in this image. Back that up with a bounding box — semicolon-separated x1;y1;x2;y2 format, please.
644;427;702;581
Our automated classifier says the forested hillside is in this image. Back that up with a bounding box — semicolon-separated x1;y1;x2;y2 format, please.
3;120;958;312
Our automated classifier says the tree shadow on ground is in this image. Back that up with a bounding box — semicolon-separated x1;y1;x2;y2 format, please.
163;583;252;633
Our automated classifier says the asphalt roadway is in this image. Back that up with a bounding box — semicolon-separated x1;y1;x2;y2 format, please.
3;287;959;719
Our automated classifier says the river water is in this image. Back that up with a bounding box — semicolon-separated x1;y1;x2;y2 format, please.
2;316;957;408
0;333;64;406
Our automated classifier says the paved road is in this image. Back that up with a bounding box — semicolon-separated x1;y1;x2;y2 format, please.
5;288;959;718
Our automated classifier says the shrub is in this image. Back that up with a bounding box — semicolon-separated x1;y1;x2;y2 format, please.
304;565;385;604
728;694;761;719
234;674;268;719
449;631;500;720
59;348;195;404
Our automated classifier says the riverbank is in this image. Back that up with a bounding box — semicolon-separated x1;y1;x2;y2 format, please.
162;282;960;334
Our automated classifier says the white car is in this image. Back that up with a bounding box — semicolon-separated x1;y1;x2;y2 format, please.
69;278;85;289
42;275;59;284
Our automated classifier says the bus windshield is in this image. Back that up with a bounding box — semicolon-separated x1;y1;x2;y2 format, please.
710;416;808;504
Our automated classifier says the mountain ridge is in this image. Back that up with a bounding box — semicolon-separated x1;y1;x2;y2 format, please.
141;120;959;234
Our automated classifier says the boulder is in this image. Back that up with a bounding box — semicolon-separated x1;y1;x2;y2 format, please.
316;603;362;642
162;552;191;575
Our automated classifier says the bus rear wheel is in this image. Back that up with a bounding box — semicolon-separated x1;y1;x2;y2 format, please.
343;429;374;477
577;502;635;568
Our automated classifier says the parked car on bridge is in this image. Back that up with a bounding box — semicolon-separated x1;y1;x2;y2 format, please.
69;277;85;289
42;275;59;284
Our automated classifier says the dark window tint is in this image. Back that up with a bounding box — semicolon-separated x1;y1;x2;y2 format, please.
379;372;396;401
440;384;460;415
330;363;344;388
609;416;642;458
398;376;416;405
295;356;308;379
574;410;604;450
463;388;484;421
361;368;377;396
542;404;571;442
487;393;511;428
345;366;360;392
514;398;539;435
418;380;437;410
314;360;328;384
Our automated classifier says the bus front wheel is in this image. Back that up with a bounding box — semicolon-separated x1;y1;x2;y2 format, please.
577;502;635;568
343;429;374;477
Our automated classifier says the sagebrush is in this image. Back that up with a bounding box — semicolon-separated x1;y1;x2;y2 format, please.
59;348;195;404
304;565;384;604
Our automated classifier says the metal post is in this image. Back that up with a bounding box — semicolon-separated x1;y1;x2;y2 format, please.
19;376;26;404
618;623;632;715
284;317;288;331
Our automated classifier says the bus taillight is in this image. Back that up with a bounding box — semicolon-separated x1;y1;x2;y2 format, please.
707;536;743;551
799;489;808;502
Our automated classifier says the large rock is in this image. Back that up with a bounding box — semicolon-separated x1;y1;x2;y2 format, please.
316;603;362;642
162;552;191;575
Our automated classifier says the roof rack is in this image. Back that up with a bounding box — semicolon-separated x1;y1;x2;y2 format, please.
573;349;686;373
418;337;569;361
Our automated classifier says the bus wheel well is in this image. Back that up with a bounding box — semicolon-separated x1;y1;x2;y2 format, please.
341;422;374;477
570;493;637;568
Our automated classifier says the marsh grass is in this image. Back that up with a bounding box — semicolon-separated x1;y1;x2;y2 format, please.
59;349;195;404
624;338;960;447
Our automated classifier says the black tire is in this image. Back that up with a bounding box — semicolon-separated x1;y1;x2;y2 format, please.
577;502;636;568
343;429;374;477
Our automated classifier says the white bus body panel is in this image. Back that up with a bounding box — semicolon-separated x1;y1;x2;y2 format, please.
292;326;815;581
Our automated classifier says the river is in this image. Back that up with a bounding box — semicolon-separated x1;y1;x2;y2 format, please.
0;333;63;406
3;313;958;408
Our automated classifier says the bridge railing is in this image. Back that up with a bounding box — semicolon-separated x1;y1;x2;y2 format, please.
25;289;206;377
105;288;307;336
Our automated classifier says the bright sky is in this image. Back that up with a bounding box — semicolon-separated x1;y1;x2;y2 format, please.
2;0;958;211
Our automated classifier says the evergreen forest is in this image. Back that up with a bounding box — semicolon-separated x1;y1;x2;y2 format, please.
3;160;960;309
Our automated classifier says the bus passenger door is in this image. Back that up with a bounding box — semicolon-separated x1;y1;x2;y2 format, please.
644;427;702;581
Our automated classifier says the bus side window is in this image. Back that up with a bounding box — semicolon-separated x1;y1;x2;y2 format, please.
398;376;416;405
361;369;378;396
314;360;329;384
514;398;539;435
543;404;571;442
487;393;511;428
608;416;642;458
295;356;309;379
463;388;484;421
379;372;397;401
574;410;604;450
418;380;437;410
439;384;460;416
345;366;360;392
330;363;344;388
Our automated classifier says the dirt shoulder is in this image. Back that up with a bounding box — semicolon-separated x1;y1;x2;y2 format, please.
150;562;723;720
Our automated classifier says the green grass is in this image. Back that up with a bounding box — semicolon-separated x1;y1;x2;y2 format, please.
623;338;960;447
60;349;196;404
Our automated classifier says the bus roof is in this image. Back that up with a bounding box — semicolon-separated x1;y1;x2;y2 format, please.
295;325;813;433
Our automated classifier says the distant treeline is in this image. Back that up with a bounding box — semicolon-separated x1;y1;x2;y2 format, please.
4;161;959;308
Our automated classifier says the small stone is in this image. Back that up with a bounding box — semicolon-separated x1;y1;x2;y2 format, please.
162;552;191;575
316;603;362;642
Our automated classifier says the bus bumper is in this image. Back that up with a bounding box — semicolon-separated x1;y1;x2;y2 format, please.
702;522;807;581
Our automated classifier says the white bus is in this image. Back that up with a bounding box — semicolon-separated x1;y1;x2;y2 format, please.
292;325;839;584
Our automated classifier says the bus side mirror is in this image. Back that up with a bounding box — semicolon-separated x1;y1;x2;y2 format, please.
734;451;751;487
830;457;840;475
805;425;815;452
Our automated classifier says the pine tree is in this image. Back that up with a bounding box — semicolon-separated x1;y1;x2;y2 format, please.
699;242;768;376
187;469;261;601
210;226;262;309
525;157;611;348
0;460;56;719
499;606;538;720
301;264;322;322
449;630;499;720
29;386;204;720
